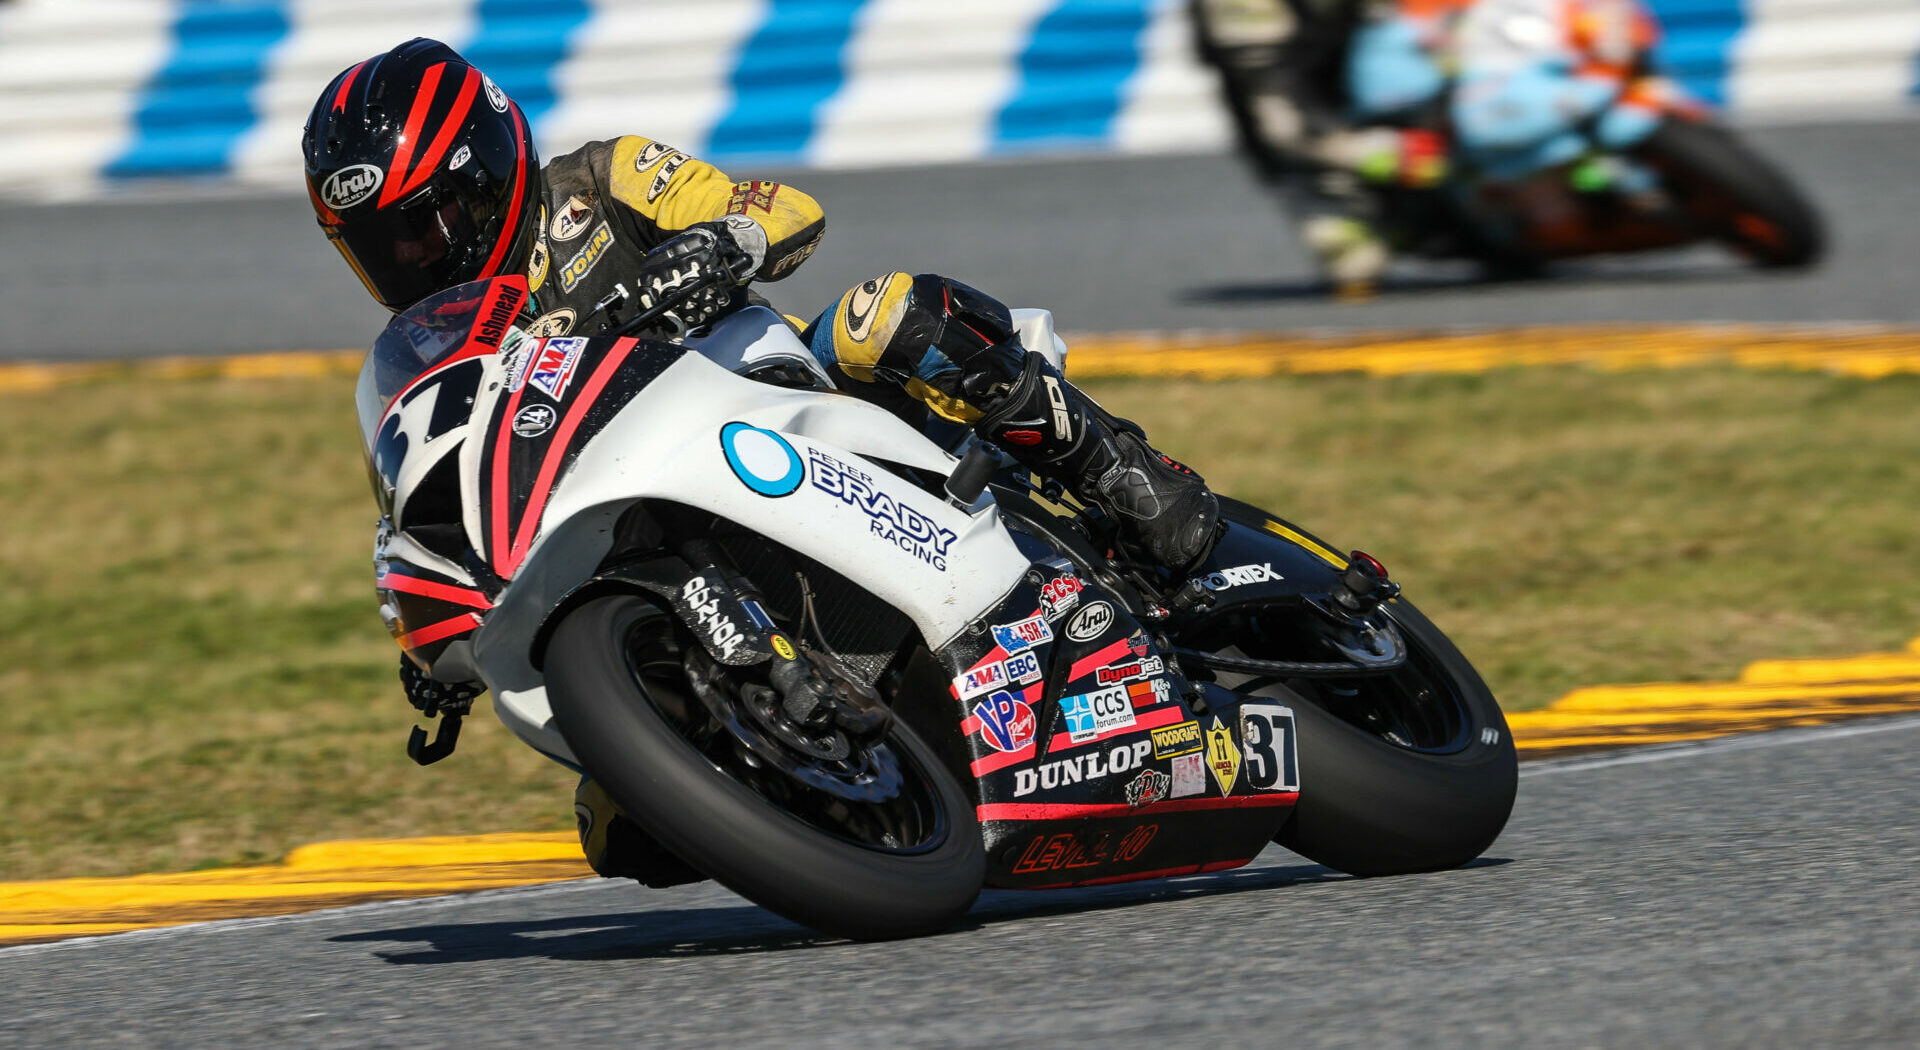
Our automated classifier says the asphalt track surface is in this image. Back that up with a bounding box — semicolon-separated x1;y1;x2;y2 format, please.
3;119;1918;361
4;716;1916;1048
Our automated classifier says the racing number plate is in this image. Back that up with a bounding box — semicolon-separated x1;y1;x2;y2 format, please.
1238;701;1299;792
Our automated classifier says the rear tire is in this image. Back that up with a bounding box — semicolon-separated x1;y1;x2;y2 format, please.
1639;119;1825;268
1271;600;1518;876
546;594;984;940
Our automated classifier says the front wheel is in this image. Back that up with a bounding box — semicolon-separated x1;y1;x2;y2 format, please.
1264;599;1518;876
1639;118;1825;268
545;594;984;940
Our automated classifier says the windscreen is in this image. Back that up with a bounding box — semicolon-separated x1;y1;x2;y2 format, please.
354;276;529;448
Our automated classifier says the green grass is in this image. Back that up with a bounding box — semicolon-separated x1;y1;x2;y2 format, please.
2;365;1916;880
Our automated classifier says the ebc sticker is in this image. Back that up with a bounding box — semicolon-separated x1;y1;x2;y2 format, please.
1004;648;1043;685
991;614;1053;654
720;422;804;497
1065;601;1114;642
972;691;1036;753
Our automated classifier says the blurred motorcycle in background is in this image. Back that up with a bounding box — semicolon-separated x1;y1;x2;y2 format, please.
1198;0;1824;286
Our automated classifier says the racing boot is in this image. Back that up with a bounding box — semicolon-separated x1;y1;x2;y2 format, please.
1303;215;1389;299
971;352;1221;574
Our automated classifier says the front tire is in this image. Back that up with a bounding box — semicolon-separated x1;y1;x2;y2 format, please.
546;594;984;940
1269;600;1518;876
1639;118;1825;268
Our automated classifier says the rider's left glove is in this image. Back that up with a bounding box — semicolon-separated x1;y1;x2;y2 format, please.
633;216;768;336
398;655;483;718
1354;128;1450;189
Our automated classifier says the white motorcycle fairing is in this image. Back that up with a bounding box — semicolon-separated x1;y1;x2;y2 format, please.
451;308;1034;763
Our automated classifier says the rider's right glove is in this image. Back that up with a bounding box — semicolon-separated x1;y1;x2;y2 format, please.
632;216;768;336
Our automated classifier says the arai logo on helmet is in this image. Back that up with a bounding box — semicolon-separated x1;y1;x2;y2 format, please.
321;164;382;209
720;422;804;497
482;75;508;113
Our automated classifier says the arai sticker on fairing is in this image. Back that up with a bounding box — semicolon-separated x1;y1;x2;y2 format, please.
1064;601;1113;642
719;422;804;497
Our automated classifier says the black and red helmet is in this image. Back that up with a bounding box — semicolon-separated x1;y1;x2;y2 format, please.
303;38;541;312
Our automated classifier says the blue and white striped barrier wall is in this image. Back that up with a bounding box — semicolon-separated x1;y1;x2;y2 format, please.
0;0;1916;198
0;0;1227;197
1647;0;1920;110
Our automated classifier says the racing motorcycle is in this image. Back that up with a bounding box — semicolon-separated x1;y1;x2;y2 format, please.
1345;0;1819;272
362;272;1517;939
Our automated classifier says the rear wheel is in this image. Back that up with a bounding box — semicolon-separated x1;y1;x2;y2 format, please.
1248;599;1517;876
1639;118;1824;268
545;594;984;940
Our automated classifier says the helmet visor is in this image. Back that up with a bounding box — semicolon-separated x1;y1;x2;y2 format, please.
327;182;495;311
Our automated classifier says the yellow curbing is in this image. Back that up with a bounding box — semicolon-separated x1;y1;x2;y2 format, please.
1063;325;1920;380
0;350;362;394
1505;635;1920;757
0;833;588;947
5;325;1920;396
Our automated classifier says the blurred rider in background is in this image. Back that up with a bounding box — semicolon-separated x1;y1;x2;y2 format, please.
302;38;1219;882
1191;0;1459;293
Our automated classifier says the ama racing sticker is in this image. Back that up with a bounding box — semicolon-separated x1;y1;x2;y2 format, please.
518;337;587;401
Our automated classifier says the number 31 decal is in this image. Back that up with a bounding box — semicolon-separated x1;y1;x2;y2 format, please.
1238;702;1299;792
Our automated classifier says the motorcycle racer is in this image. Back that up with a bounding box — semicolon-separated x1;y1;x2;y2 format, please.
304;39;1219;878
1191;0;1458;291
